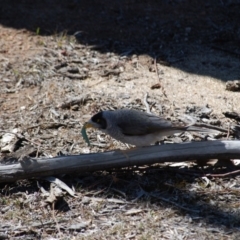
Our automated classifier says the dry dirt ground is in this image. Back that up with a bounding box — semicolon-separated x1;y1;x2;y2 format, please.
1;1;240;239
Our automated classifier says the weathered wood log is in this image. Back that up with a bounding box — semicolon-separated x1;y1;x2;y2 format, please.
0;140;240;182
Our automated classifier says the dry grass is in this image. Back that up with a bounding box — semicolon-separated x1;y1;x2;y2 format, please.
1;1;240;239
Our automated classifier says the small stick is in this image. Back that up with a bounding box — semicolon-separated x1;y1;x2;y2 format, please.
143;93;151;113
154;57;161;83
51;208;62;237
205;169;240;178
151;193;200;213
227;124;231;139
154;57;168;98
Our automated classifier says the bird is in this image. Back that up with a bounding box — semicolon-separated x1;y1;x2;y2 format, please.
84;109;217;147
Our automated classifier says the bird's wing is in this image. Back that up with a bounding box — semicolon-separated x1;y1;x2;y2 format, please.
117;110;173;136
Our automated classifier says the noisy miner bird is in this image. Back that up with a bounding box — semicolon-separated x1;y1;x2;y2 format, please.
84;109;217;147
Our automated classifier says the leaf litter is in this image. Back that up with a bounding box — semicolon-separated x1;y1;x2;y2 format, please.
1;1;240;239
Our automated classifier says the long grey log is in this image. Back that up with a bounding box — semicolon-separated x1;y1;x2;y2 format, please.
0;140;240;182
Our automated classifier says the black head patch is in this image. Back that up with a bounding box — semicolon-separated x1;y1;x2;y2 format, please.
91;111;107;129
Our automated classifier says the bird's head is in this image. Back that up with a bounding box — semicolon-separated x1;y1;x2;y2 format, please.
84;111;107;130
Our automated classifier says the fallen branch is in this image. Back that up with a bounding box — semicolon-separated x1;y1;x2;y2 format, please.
1;140;240;182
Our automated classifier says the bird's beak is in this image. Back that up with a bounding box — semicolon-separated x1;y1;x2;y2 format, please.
83;121;94;129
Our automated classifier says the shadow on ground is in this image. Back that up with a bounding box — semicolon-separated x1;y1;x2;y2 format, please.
1;0;240;81
1;166;240;234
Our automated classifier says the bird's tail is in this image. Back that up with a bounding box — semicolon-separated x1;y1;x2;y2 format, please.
185;124;225;134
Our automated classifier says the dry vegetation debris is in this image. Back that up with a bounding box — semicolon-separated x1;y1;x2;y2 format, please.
1;38;240;239
1;0;240;239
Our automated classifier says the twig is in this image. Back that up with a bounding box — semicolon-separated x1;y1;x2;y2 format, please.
134;185;199;213
154;57;161;83
227;124;231;139
51;209;62;237
205;169;240;178
150;193;200;213
154;57;168;98
88;78;109;88
111;187;127;198
143;93;151;113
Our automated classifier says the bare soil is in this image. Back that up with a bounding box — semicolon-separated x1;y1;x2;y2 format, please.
0;1;240;239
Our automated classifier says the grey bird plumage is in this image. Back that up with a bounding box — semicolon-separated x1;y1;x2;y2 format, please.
86;109;217;147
